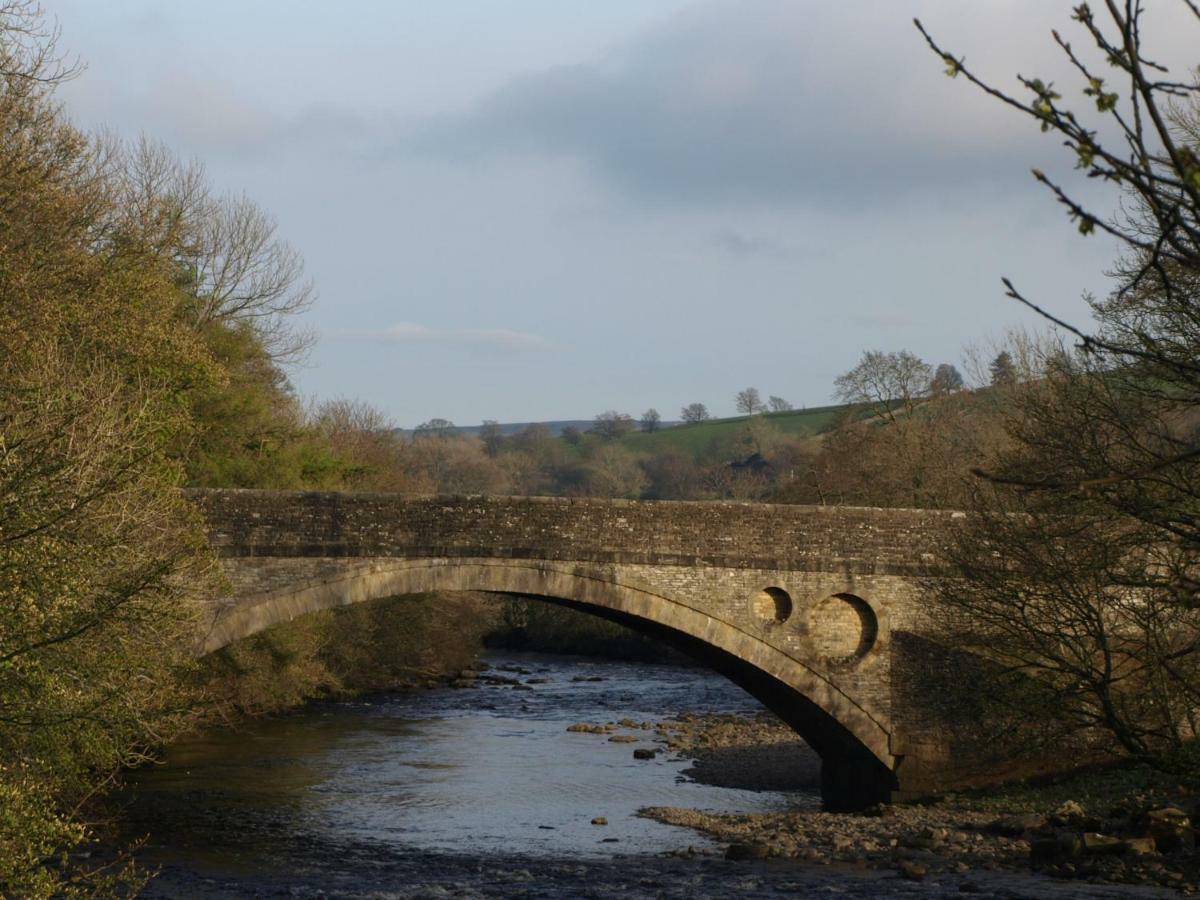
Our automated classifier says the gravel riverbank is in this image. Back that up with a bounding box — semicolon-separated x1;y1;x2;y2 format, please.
576;710;1197;895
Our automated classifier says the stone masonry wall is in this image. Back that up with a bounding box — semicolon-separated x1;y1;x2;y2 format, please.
188;489;960;576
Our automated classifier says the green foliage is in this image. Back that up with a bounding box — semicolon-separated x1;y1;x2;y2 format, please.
197;594;500;716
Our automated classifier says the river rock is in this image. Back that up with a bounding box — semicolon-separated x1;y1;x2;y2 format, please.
1031;833;1082;866
725;842;769;861
488;674;524;685
591;817;608;826
986;812;1045;836
1146;807;1193;852
897;860;927;880
608;734;638;743
1055;800;1085;817
633;748;657;760
1082;832;1124;855
566;723;607;734
1122;836;1157;855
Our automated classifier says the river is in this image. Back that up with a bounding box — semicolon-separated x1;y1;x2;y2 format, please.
122;653;826;897
120;653;1165;899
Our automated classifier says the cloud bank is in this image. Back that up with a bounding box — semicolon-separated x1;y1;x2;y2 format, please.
406;0;1056;208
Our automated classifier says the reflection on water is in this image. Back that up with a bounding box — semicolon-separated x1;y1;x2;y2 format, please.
121;654;816;880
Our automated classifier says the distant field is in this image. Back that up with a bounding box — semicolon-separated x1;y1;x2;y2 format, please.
400;403;860;457
620;404;850;456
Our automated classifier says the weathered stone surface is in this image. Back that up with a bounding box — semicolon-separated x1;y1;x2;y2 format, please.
184;489;976;808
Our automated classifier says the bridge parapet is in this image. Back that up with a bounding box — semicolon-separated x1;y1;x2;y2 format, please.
189;489;958;576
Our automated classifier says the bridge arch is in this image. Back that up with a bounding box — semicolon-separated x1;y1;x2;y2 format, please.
204;556;899;809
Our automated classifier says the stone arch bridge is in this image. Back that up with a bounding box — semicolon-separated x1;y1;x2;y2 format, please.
188;489;967;810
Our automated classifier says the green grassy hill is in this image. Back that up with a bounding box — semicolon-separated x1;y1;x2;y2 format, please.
619;404;850;456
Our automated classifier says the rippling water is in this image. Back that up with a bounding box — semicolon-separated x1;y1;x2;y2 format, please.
120;654;813;893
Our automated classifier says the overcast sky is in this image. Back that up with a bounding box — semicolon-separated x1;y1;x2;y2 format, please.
47;1;1196;426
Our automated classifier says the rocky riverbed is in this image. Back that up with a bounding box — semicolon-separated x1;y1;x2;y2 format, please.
562;709;1200;895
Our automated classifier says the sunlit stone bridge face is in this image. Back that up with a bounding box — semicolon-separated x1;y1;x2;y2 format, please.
187;489;965;810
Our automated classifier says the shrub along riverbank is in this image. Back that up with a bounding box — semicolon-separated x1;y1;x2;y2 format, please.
194;592;678;720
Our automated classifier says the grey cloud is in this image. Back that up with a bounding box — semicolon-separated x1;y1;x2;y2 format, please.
113;74;369;159
709;228;788;258
407;0;1044;208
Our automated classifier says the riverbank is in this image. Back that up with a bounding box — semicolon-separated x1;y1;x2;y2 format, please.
632;711;1200;894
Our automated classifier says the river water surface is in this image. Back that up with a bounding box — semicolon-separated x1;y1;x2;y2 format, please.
124;654;1177;899
123;653;821;897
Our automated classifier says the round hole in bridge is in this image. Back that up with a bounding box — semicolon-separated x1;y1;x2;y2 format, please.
809;593;878;662
751;587;793;624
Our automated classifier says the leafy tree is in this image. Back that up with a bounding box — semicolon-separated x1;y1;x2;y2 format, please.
589;410;635;440
640;408;662;433
0;8;225;890
680;402;710;424
735;386;765;416
929;363;964;395
988;351;1017;387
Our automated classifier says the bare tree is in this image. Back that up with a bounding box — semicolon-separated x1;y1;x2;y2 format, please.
113;137;315;362
0;1;79;85
912;3;1200;763
735;387;765;416
479;420;505;457
767;395;793;413
680;402;710;424
833;350;932;424
413;418;456;439
640;408;662;433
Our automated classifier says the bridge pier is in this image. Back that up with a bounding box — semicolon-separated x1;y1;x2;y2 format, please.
820;755;897;811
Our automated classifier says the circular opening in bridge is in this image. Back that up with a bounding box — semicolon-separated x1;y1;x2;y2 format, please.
809;593;878;663
752;586;793;625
